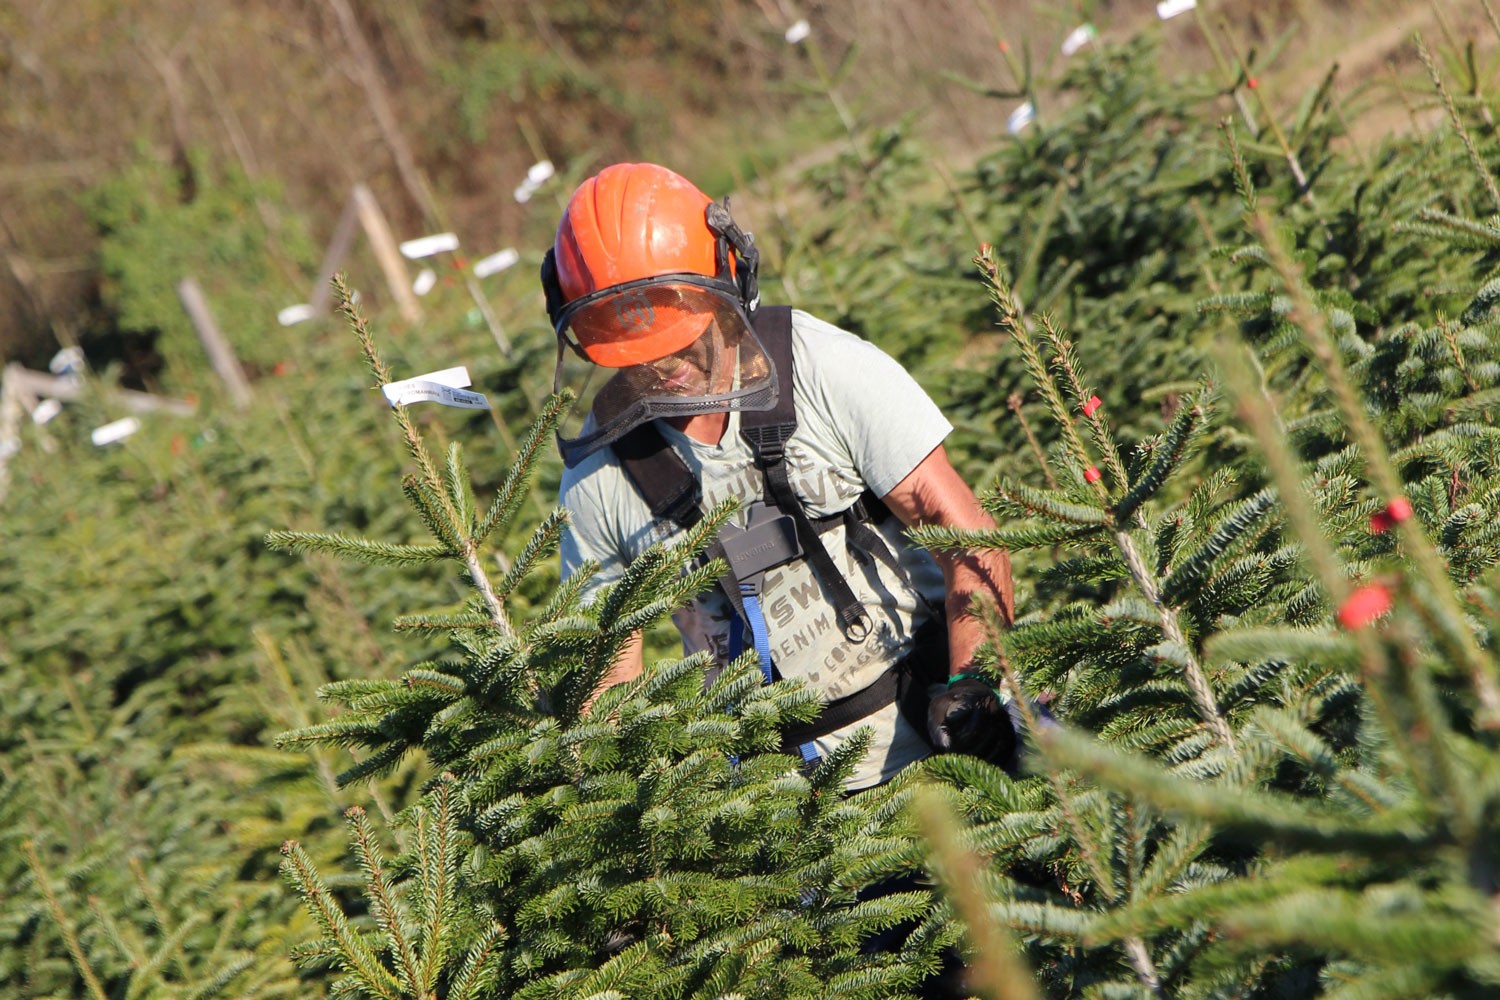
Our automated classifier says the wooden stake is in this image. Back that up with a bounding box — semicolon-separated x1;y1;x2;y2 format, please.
0;364;198;504
0;366;25;502
325;0;440;226
351;183;422;324
4;365;197;416
177;277;254;409
308;190;362;316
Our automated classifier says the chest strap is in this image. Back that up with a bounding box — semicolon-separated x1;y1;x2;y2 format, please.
740;306;873;644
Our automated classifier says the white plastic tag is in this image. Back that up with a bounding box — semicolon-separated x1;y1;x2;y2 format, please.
473;248;520;278
278;303;316;326
1061;24;1096;56
49;346;85;376
1007;101;1035;134
32;398;62;425
92;416;141;446
381;367;491;410
526;160;555;185
1157;0;1196;19
399;233;460;259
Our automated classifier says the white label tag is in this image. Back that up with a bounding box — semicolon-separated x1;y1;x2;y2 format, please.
32;398;62;425
381;367;491;410
1157;0;1196;19
1061;23;1096;56
92;416;141;446
526;160;555;185
278;303;316;326
1007;101;1035;134
399;233;461;259
49;346;85;376
473;247;520;278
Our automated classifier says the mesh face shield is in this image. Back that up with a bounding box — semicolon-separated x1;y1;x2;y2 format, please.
552;277;777;466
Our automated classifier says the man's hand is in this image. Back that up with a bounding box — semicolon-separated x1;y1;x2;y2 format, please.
926;677;1017;765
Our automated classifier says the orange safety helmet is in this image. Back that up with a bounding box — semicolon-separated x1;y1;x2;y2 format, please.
544;163;756;367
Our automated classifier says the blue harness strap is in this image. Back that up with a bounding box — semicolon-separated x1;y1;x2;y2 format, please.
732;584;820;766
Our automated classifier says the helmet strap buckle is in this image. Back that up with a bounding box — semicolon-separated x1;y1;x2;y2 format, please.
706;199;760;314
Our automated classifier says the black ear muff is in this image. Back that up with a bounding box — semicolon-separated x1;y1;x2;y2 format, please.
540;248;565;329
706;199;760;314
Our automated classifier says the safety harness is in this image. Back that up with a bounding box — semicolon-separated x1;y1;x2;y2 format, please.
610;306;946;757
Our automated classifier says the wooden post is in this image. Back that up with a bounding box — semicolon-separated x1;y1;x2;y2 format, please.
351;183;423;324
5;366;197;416
177;277;254;409
0;365;24;502
325;0;440;226
462;271;512;357
308;190;362;315
0;363;196;503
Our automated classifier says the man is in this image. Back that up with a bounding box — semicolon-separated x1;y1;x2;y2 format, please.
550;162;1016;791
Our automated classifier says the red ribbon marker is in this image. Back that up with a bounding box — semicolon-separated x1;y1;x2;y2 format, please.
1337;584;1392;629
1084;465;1102;484
1371;498;1413;534
1083;395;1102;417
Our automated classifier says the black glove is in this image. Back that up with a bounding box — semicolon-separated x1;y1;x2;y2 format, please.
927;676;1017;766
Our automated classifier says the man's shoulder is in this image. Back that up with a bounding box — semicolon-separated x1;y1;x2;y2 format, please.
783;308;875;383
787;308;859;350
558;439;627;504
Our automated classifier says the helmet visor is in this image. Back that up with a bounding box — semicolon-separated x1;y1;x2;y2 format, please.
554;283;776;465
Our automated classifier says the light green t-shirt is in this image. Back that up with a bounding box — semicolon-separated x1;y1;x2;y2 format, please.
559;310;951;789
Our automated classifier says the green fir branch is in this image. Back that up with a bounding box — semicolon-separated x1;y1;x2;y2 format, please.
990;480;1109;526
493;508;569;604
474;391;574;547
279;839;404;999
1159;489;1279;607
1035;727;1433;853
345;805;422;995
443;442;476;534
1113;399;1206;525
265;530;452;566
400;476;468;556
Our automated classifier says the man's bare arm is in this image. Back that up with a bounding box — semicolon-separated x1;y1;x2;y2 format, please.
584;631;645;713
880;444;1014;677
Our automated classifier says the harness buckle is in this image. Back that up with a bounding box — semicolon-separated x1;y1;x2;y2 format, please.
741;422;796;467
841;606;873;644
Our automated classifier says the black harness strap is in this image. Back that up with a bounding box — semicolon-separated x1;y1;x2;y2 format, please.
741;307;873;643
613;422;752;636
